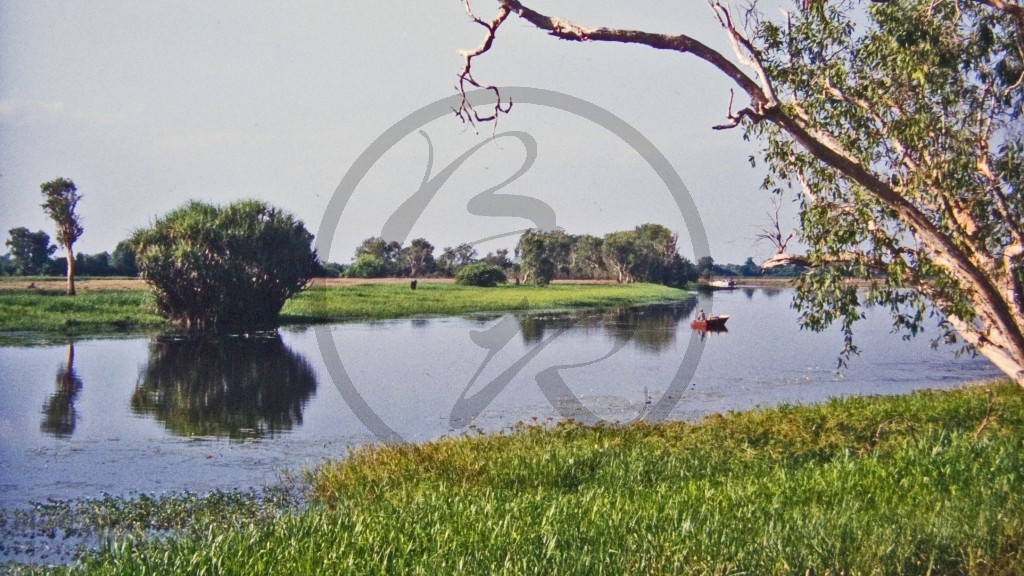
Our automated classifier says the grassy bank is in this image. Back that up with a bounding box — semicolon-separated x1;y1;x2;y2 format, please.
21;382;1024;575
0;281;689;337
0;289;166;336
282;282;689;322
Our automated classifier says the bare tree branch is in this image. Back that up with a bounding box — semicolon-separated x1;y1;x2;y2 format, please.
497;0;772;114
454;1;513;130
712;89;765;129
755;195;795;254
708;0;778;105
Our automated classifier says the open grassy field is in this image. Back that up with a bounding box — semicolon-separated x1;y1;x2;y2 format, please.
12;381;1021;575
0;277;690;336
0;289;166;336
283;282;689;322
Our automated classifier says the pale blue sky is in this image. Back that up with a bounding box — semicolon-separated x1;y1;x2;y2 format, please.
0;1;798;265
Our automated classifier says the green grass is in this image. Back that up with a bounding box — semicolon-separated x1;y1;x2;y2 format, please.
0;289;166;337
24;382;1024;575
281;282;689;322
0;283;689;338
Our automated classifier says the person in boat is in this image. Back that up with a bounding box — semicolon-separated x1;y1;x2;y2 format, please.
697;308;706;322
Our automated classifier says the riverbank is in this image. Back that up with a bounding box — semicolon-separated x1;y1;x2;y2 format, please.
8;380;1020;574
698;277;876;288
286;282;688;322
0;278;690;337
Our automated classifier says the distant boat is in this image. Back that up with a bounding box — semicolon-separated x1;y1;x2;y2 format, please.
708;279;736;289
691;314;730;330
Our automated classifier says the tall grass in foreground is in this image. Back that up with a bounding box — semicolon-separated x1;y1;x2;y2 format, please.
281;283;688;322
46;382;1024;575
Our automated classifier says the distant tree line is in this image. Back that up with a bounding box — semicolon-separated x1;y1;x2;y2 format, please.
1;224;337;280
1;224;800;283
516;224;698;287
697;256;804;279
337;223;703;288
1;228;138;278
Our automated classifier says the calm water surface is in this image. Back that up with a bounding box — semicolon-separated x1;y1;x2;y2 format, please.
0;288;1002;507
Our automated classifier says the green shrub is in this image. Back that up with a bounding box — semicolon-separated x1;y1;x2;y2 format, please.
343;254;389;278
454;263;508;287
130;200;316;334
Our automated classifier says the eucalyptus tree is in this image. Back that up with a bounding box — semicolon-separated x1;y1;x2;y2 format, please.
696;256;716;281
570;234;605;279
436;243;479;276
5;227;56;276
355;236;402;275
483;248;515;271
455;0;1024;385
633;223;682;284
398;238;437;277
40;178;84;295
601;231;638;284
600;224;696;286
516;230;555;285
110;240;139;276
539;228;574;278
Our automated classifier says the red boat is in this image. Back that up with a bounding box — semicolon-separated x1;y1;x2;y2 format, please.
690;314;729;330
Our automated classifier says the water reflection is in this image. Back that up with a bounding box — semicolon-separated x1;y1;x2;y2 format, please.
40;343;83;438
742;286;785;299
3;287;1007;510
131;336;318;439
603;303;694;352
695;326;729;342
516;299;697;351
518;312;578;343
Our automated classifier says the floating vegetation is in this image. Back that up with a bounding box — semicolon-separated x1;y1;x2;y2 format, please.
0;487;303;570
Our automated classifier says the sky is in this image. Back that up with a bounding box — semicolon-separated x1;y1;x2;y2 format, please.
0;1;801;266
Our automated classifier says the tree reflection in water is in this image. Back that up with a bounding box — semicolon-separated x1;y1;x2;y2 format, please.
41;343;83;438
516;299;697;351
601;302;696;352
131;335;317;439
517;312;578;344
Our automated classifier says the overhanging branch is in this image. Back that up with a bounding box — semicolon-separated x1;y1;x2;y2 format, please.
974;0;1024;28
497;0;771;113
455;1;513;130
457;0;1024;381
